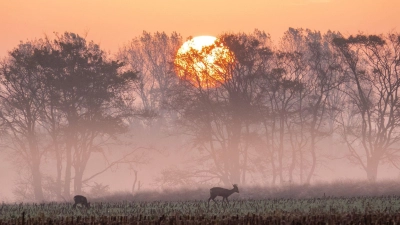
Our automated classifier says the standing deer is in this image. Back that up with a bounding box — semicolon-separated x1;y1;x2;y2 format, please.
208;184;239;206
73;195;90;209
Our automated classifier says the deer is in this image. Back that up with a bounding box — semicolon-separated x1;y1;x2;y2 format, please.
73;195;90;209
208;184;239;206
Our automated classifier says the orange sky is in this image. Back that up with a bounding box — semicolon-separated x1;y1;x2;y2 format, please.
1;0;399;57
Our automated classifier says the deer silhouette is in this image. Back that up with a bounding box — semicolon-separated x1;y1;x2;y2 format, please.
73;195;90;209
208;184;239;206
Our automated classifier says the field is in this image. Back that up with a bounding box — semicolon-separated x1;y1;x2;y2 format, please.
1;180;400;224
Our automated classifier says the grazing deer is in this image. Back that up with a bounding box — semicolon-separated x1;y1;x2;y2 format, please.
208;184;239;206
73;195;90;209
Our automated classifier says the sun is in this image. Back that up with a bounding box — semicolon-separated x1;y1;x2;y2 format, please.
174;36;234;88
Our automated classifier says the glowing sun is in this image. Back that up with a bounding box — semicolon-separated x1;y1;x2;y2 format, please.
174;36;234;87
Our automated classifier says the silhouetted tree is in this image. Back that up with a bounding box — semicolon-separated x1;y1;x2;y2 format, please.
117;31;182;116
275;28;345;184
299;29;345;183
259;53;304;184
117;32;183;174
0;40;47;201
333;33;400;181
33;32;137;196
166;30;273;185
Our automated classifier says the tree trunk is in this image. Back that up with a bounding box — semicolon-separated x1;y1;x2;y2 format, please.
53;138;62;199
131;170;138;194
74;168;83;194
230;142;241;185
288;147;296;183
278;115;285;184
271;150;277;185
241;147;247;185
366;156;379;181
229;120;241;184
27;132;44;202
306;99;322;184
299;148;304;184
63;141;72;198
31;157;44;202
306;139;317;184
264;122;277;185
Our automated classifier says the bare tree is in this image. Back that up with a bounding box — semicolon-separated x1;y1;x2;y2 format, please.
333;33;400;181
165;30;273;185
117;31;182;115
0;40;47;201
117;32;184;180
33;32;138;197
282;29;345;183
252;29;345;185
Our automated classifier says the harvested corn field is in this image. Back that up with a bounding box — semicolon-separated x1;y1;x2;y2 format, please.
1;196;400;224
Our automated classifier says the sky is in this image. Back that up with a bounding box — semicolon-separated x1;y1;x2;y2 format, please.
1;0;400;58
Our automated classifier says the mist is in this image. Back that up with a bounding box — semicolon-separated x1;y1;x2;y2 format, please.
1;29;400;203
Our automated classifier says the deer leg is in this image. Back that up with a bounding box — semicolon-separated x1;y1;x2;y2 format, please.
208;197;215;206
208;197;218;208
221;197;226;205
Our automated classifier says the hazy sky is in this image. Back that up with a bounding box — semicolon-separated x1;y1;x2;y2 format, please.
1;0;399;56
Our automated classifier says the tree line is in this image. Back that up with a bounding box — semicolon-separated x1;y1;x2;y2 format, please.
1;29;400;202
